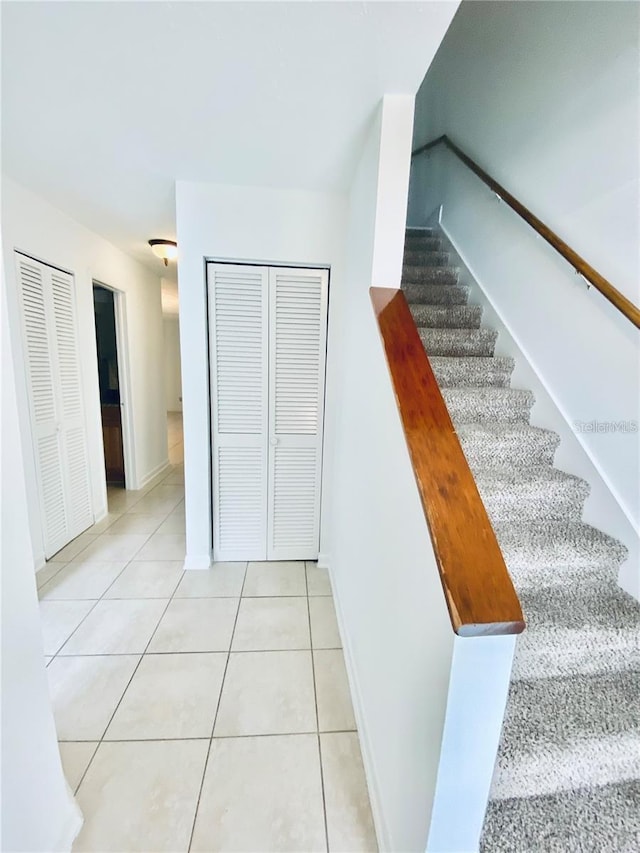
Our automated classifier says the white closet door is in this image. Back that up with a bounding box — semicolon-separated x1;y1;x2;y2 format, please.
15;253;92;558
50;268;93;537
209;264;269;561
267;268;328;560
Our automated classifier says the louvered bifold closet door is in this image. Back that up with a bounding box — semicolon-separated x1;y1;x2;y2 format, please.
267;268;328;560
50;268;93;537
15;253;92;558
208;264;269;560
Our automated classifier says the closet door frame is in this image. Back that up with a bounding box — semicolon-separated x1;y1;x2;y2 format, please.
92;279;136;491
207;259;330;562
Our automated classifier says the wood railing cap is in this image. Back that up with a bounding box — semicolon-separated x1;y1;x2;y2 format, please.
370;286;525;638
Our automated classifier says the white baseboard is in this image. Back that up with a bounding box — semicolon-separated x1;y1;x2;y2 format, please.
316;552;330;569
183;553;212;571
53;797;83;853
137;458;171;491
327;561;391;852
34;550;46;573
92;504;109;524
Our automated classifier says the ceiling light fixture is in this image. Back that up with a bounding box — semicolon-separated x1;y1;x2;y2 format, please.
148;239;178;266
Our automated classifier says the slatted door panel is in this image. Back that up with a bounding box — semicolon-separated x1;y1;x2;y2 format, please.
15;254;67;556
50;269;93;536
267;268;328;560
208;264;269;560
16;257;57;427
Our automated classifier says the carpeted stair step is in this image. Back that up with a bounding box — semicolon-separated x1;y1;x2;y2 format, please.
402;282;469;305
442;387;535;424
513;626;640;683
481;779;640;853
403;252;450;269
419;327;498;357
402;266;459;285
494;521;629;573
475;466;590;523
518;583;640;634
404;234;442;248
410;304;482;328
430;356;515;388
405;227;437;242
457;423;559;467
402;246;442;266
404;226;640;850
491;670;640;801
511;582;640;679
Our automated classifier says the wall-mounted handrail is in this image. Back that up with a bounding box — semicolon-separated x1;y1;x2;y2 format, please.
412;135;640;329
370;286;525;637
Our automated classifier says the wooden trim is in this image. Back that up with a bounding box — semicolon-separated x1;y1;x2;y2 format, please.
370;287;525;637
412;135;640;329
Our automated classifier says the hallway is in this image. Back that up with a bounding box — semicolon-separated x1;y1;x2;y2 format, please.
37;416;376;852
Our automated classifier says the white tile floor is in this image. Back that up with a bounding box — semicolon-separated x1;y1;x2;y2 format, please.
38;413;377;852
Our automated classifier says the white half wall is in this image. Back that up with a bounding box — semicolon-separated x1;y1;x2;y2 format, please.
327;96;456;852
175;181;348;569
163;317;183;412
408;1;640;588
1;269;82;852
2;178;168;567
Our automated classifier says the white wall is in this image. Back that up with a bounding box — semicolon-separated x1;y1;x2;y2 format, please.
327;96;456;852
1;270;82;851
2;178;168;567
408;1;640;587
163;317;183;412
175;181;348;569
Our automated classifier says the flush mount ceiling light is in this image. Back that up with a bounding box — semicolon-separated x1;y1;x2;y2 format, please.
148;239;178;266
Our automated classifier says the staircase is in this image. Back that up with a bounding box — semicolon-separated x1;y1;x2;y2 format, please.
402;227;640;852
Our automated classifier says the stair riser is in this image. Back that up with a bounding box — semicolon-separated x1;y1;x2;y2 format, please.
405;228;437;238
403;254;450;269
482;488;588;524
410;304;482;328
482;781;640;853
512;625;640;680
402;268;459;285
419;328;497;357
403;241;443;257
461;435;558;466
431;360;515;389
443;392;534;425
402;283;469;305
495;523;629;571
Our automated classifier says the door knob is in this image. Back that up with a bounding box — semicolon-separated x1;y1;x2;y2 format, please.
270;437;279;446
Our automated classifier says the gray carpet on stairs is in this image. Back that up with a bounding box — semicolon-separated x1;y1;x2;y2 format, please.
402;227;640;853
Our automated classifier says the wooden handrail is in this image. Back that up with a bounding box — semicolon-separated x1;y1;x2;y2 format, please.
370;287;525;637
412;135;640;329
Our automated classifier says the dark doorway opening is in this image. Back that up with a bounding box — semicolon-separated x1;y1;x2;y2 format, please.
93;285;126;486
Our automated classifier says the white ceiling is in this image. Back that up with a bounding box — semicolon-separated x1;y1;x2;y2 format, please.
2;0;458;297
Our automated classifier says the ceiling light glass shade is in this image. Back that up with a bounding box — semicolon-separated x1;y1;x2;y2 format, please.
148;239;178;265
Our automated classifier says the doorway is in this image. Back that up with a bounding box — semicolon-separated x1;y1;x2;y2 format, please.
93;284;126;487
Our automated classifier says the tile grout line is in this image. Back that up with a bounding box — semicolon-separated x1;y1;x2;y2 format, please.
41;481;186;661
306;561;331;853
62;728;358;745
187;560;248;853
69;465;186;795
52;645;342;657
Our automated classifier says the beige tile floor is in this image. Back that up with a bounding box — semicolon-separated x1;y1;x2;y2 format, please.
38;414;377;852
